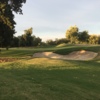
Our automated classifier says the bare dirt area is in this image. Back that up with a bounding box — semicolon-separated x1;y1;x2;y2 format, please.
0;58;18;63
33;50;98;60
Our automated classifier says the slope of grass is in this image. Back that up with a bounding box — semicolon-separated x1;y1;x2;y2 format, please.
0;59;100;100
55;45;100;61
56;43;75;47
0;46;59;57
0;45;100;57
54;45;100;55
0;45;100;100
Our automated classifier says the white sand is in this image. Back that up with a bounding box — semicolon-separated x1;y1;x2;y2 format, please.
33;50;98;60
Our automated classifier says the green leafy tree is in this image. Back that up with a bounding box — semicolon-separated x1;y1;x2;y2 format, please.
98;36;100;44
0;3;16;49
18;35;26;46
0;0;26;14
0;0;26;49
55;38;69;45
11;36;19;47
66;25;78;43
88;35;99;44
14;28;42;47
23;27;33;46
78;31;89;43
33;37;42;46
46;39;56;45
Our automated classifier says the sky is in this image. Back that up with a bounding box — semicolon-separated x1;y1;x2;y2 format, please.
14;0;100;41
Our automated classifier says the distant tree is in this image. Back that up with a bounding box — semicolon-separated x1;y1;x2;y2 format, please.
66;26;78;43
12;28;42;47
11;36;19;47
46;39;56;45
98;36;100;44
23;27;33;46
33;37;42;46
55;38;69;45
40;42;47;46
78;31;89;43
88;35;99;44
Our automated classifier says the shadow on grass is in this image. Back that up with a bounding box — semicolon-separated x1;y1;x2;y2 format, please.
0;60;100;100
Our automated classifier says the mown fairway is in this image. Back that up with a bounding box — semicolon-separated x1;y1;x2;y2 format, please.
0;44;100;100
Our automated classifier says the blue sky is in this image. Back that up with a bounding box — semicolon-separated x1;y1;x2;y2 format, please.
14;0;100;41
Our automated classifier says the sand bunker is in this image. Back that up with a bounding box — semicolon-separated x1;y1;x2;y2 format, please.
33;50;98;60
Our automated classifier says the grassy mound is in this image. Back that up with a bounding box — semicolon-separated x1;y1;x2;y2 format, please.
54;45;100;55
56;43;67;47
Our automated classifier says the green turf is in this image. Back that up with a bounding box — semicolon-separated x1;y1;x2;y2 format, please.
0;45;100;57
54;45;100;55
0;45;100;100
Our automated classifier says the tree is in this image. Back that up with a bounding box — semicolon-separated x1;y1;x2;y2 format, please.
0;0;26;14
23;27;33;46
78;31;89;43
33;37;42;46
13;28;42;47
11;36;19;47
98;36;100;44
66;25;78;43
18;35;26;46
0;3;16;49
88;35;99;44
46;39;56;45
55;38;69;45
0;0;26;49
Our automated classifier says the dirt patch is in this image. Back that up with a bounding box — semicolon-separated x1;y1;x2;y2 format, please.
33;50;98;60
0;58;18;63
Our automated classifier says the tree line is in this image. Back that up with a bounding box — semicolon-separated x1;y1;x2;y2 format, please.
1;25;100;48
45;38;69;46
66;26;100;44
11;27;69;47
11;28;42;47
0;0;100;49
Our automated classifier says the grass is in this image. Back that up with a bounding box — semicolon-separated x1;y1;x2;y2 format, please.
0;44;100;57
54;45;100;55
0;44;100;100
56;43;74;47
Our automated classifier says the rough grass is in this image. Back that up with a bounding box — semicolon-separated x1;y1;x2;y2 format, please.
0;45;100;100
